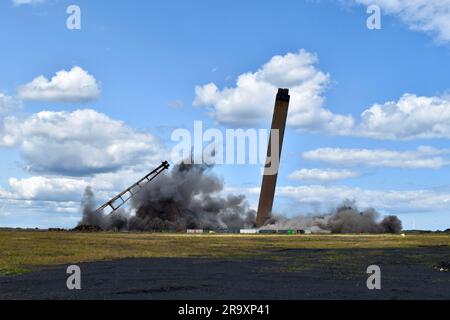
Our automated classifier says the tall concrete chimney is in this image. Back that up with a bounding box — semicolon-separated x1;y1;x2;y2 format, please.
256;88;290;227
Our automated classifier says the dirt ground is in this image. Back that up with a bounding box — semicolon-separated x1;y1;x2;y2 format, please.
1;247;449;300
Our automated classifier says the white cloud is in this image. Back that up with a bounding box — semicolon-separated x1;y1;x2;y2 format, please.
12;0;45;5
302;146;450;169
0;163;162;206
288;168;361;182
0;117;22;148
0;93;20;114
0;93;21;147
4;109;165;175
0;105;168;223
0;197;80;229
194;50;450;141
17;67;100;103
241;185;450;214
3;177;88;202
356;94;450;140
354;0;450;43
278;185;450;213
194;50;354;134
0;165;168;228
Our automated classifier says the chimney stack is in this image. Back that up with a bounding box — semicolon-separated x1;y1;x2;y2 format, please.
256;89;290;227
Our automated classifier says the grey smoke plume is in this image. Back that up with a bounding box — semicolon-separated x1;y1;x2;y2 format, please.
79;186;128;231
128;162;256;231
79;164;402;234
79;162;256;231
79;186;103;227
263;201;403;234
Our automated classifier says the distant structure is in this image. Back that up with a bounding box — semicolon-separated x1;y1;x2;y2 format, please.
256;89;291;227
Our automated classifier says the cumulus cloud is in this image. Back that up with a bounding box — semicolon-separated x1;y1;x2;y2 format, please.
194;49;450;140
240;185;450;214
356;94;450;140
17;67;100;103
278;185;450;213
354;0;450;43
0;105;168;223
4;109;165;176
302;146;450;169
0;196;80;228
0;163;164;209
3;176;89;202
288;168;361;182
0;165;171;228
194;50;354;134
0;93;20;114
0;93;21;147
0;188;65;226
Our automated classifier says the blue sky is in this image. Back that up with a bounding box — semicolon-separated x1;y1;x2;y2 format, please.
1;0;450;230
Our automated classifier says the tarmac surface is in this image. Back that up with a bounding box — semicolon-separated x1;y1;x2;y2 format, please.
1;247;449;300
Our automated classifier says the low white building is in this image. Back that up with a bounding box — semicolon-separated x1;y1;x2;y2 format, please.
187;229;204;234
240;229;259;234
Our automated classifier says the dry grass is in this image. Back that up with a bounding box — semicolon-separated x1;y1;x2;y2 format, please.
0;231;449;275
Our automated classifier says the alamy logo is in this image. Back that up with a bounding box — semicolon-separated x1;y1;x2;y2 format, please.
367;5;382;30
66;5;81;30
66;265;81;290
171;122;281;176
366;265;381;290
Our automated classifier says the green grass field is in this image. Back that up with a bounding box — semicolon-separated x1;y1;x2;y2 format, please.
0;231;449;276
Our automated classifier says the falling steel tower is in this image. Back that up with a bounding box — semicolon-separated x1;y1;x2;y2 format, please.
256;89;290;227
94;161;170;216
